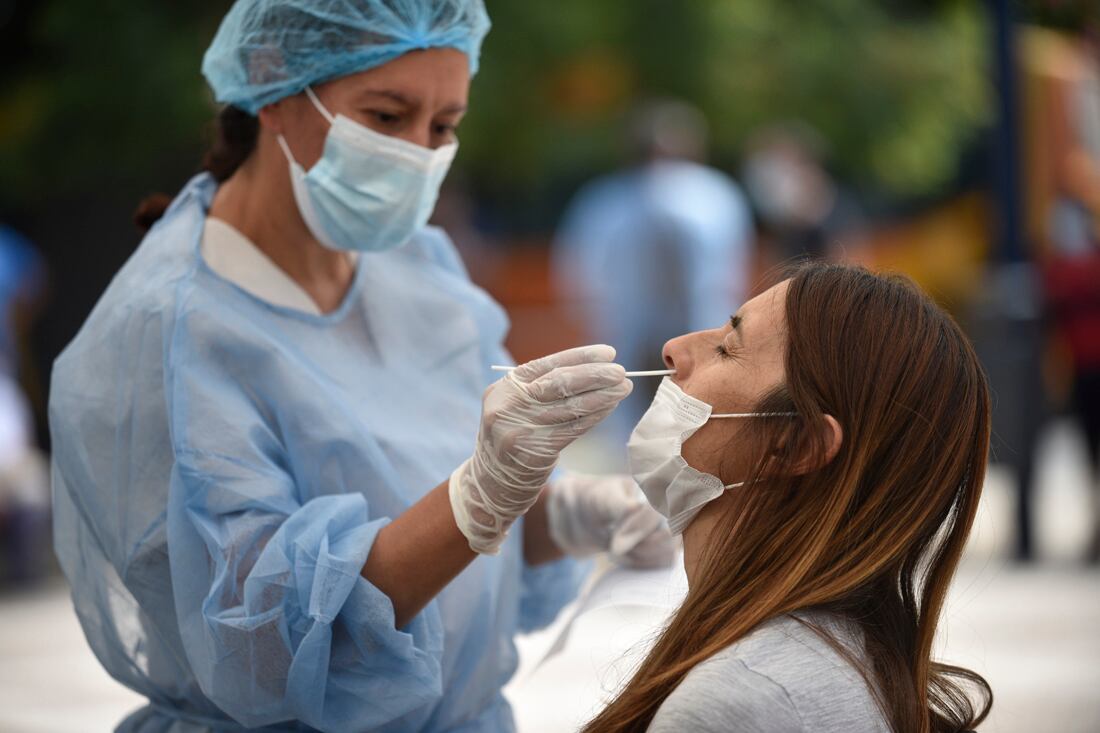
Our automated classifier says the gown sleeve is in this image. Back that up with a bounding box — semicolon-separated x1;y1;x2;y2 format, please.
164;313;444;732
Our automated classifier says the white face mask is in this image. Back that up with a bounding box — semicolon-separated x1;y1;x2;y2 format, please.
275;86;458;253
627;377;795;535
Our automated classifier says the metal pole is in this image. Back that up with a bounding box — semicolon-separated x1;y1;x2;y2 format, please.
988;0;1025;262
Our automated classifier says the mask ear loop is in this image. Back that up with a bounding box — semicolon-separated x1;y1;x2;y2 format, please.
304;86;335;125
275;134;301;167
276;86;334;168
708;412;798;488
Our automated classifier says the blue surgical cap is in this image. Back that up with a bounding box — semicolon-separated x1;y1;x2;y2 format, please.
202;0;491;115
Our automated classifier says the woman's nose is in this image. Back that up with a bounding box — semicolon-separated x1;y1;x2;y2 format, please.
662;334;691;377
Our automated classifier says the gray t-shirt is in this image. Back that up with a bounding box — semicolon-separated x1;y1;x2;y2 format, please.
648;612;891;732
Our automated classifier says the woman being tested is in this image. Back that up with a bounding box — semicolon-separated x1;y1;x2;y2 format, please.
586;263;993;732
49;1;671;731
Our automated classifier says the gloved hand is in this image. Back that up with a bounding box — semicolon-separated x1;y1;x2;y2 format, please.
450;345;632;554
546;473;676;569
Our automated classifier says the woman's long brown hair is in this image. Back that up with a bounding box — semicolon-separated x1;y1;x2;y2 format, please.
583;263;993;733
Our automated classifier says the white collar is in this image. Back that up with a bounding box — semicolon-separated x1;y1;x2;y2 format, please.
201;217;340;316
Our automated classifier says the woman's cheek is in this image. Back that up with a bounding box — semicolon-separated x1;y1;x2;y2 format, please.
681;422;726;475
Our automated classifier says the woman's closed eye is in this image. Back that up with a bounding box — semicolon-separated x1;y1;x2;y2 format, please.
715;341;741;361
716;314;744;360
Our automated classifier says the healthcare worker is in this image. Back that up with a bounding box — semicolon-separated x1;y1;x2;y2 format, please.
48;2;672;731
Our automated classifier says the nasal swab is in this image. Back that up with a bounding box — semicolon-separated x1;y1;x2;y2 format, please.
490;365;676;377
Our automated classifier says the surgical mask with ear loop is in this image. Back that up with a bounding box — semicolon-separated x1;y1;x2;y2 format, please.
275;86;458;253
627;377;796;535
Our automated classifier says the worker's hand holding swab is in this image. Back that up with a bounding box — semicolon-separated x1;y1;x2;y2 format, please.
450;345;632;554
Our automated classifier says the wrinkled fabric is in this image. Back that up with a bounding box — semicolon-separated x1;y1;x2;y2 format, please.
202;0;491;114
50;173;584;732
627;377;794;535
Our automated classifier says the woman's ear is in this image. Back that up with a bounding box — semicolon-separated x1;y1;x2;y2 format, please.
789;414;843;476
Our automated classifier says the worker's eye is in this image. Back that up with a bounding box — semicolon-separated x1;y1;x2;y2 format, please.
371;110;401;126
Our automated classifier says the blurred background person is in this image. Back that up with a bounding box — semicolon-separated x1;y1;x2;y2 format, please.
742;121;867;264
553;100;751;455
0;224;48;588
1021;27;1100;562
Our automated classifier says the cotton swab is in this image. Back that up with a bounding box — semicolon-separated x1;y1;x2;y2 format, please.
490;365;675;377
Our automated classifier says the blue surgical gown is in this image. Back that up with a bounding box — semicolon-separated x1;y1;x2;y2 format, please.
49;173;584;732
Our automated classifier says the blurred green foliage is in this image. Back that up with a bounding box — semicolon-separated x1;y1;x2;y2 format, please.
0;0;1091;211
0;2;227;203
464;0;992;202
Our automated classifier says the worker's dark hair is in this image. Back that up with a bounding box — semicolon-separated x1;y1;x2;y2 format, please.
133;106;259;232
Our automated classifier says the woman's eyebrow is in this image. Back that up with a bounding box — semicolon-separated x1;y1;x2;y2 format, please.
355;89;467;115
357;89;415;106
729;314;743;341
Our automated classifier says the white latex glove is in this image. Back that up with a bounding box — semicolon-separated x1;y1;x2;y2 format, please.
450;345;633;554
546;473;676;569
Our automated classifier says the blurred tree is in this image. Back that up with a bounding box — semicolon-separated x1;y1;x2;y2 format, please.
461;0;994;218
1017;0;1099;31
3;0;1091;218
0;1;229;205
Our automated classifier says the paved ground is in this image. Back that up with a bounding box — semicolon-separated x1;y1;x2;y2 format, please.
1;420;1097;732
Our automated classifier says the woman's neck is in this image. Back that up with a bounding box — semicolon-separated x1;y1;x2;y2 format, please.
681;493;739;587
207;136;356;314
